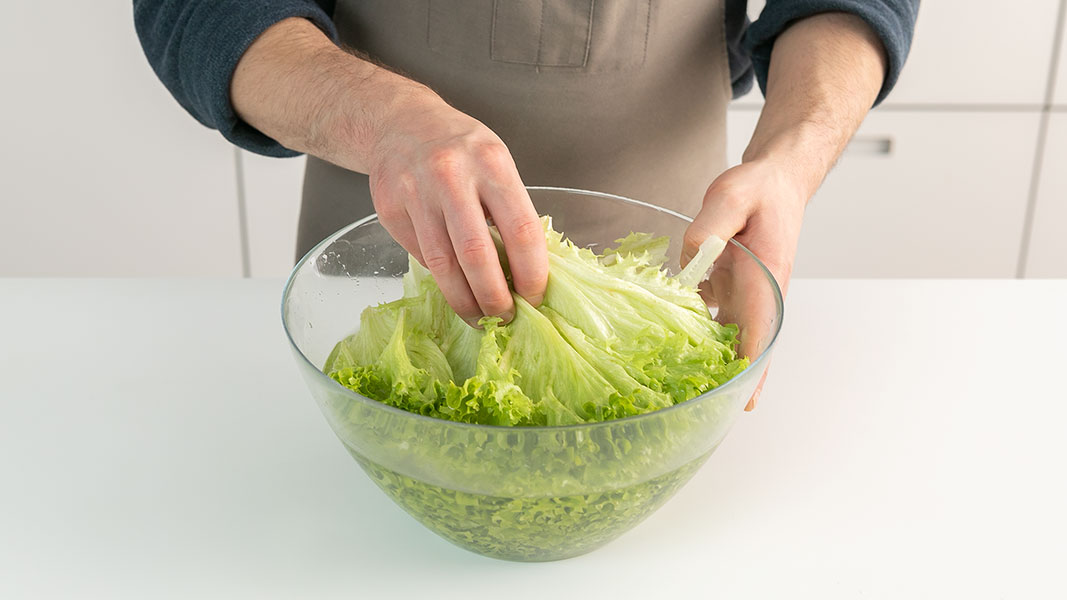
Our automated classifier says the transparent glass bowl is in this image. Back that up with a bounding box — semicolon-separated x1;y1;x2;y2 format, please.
282;187;783;561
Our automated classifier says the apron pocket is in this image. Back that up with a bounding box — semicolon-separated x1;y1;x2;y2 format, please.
491;0;593;67
427;0;650;73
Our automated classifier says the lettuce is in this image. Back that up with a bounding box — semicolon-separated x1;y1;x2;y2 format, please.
315;220;756;560
324;218;747;426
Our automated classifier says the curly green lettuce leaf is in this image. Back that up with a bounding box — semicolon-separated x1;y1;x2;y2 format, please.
325;218;750;427
542;228;719;345
324;298;406;373
437;316;536;426
600;231;670;268
542;306;673;417
499;298;619;424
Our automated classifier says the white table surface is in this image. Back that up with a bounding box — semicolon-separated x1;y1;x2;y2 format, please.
2;279;1065;599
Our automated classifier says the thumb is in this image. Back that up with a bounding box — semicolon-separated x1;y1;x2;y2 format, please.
682;183;750;266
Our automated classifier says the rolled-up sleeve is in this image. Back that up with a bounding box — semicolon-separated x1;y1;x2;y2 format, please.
744;0;920;106
133;0;338;157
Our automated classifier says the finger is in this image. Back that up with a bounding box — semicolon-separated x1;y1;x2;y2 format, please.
744;362;771;411
441;194;515;322
481;182;548;306
715;245;776;349
735;207;797;296
408;207;482;325
707;243;778;413
682;179;750;267
713;244;774;348
373;198;423;264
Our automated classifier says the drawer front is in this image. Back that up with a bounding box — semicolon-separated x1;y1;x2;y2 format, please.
1025;114;1067;277
727;110;1040;277
241;152;307;277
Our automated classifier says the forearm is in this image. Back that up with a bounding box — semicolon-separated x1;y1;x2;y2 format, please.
230;17;438;173
743;12;888;197
234;17;546;320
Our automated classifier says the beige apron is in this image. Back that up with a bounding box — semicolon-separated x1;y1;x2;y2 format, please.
298;0;733;258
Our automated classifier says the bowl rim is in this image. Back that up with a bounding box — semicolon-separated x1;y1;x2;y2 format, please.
281;185;784;432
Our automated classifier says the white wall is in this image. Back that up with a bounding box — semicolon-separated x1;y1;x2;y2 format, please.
1;1;1065;278
239;152;306;277
0;2;244;276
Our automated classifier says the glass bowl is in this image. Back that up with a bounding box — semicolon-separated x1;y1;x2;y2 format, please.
282;187;783;561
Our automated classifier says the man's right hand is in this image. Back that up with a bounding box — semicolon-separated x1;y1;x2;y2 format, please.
231;17;547;325
366;95;547;326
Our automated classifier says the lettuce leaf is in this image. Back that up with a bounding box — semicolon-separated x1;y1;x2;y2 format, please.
600;231;670;267
325;218;748;426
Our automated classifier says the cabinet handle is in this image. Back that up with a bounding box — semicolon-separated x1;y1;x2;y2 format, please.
844;136;893;157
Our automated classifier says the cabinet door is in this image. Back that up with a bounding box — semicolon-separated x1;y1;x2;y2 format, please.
735;1;1060;107
0;3;242;276
1025;114;1067;277
1055;8;1067;106
726;109;760;166
240;152;307;277
888;0;1059;105
725;111;1040;277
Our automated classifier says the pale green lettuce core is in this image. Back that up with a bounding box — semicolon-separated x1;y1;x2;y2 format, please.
325;219;748;426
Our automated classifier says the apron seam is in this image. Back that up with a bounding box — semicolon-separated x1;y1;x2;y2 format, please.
490;1;499;60
715;1;733;108
582;0;596;68
535;0;546;66
642;0;651;62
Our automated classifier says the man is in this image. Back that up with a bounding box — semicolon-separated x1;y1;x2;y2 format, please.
135;0;917;407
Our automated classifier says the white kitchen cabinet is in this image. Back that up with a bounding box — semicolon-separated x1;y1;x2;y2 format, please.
240;152;307;277
730;0;767;107
888;0;1059;106
726;108;761;165
747;0;767;20
1025;114;1067;277
0;3;242;276
726;110;1040;277
735;1;1060;107
1055;7;1067;106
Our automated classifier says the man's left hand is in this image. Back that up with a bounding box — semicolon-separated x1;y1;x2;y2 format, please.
682;158;808;411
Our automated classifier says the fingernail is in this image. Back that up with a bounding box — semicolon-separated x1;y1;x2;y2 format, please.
526;293;544;307
465;317;483;329
499;309;515;324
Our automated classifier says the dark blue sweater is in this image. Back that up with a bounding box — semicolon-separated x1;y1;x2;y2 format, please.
133;0;919;158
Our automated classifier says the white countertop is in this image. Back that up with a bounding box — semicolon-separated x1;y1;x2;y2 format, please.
2;279;1065;599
